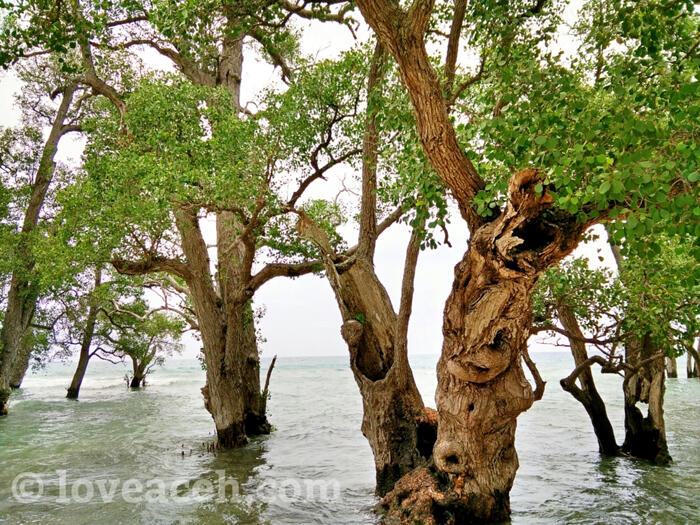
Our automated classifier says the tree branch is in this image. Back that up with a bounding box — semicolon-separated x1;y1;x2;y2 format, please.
248;259;323;292
522;346;546;401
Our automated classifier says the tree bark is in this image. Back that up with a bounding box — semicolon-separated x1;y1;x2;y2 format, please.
379;170;587;522
0;83;77;415
173;202;269;448
66;269;102;400
129;357;146;388
9;336;32;388
340;262;430;495
688;340;699;378
556;303;620;456
665;356;677;378
298;216;432;495
622;334;671;464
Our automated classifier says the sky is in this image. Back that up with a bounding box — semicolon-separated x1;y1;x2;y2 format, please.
0;4;614;360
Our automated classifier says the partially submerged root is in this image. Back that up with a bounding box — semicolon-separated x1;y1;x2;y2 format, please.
379;465;510;525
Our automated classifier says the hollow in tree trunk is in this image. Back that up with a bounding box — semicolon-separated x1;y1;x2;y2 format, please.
557;303;620;456
622;334;671;464
333;259;433;495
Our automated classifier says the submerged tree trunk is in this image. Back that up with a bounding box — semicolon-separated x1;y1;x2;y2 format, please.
174;203;269;448
378;171;586;523
66;344;91;400
665;356;677;378
66;269;101;400
129;358;146;388
333;259;431;495
557;303;620;456
622;334;671;464
0;84;77;415
296;41;433;495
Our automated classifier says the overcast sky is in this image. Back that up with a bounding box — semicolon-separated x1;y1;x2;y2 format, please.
0;6;612;360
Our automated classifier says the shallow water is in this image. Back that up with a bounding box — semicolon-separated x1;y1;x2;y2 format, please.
0;353;698;524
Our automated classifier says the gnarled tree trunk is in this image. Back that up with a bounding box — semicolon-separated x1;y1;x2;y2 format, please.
557;303;620;456
0;84;77;415
622;334;671;464
379;171;586;522
297;214;433;495
337;261;431;495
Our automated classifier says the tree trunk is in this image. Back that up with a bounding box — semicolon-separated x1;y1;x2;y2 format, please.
0;84;77;415
665;356;677;378
175;203;268;448
557;303;620;456
66;269;101;400
9;338;32;388
66;344;91;400
622;334;671;464
199;300;268;447
688;341;699;378
129;358;146;388
334;260;431;495
378;171;586;523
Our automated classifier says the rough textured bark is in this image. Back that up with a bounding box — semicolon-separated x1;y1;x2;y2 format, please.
665;356;677;378
0;83;77;415
622;334;671;464
556;303;620;456
297;217;433;495
173;203;268;448
335;261;430;495
296;42;434;495
66;269;102;400
379;171;587;522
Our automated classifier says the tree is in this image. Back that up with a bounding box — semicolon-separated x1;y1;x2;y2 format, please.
351;0;698;520
533;237;698;464
532;257;622;457
101;301;184;389
42;266;181;400
296;43;449;494
1;0;359;446
0;56;89;413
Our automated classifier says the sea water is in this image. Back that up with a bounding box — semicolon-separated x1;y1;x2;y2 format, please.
0;352;698;524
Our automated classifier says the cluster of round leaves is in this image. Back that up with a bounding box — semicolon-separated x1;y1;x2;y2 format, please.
449;0;697;257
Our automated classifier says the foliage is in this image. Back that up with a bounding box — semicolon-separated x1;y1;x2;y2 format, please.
533;235;699;359
437;0;699;257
